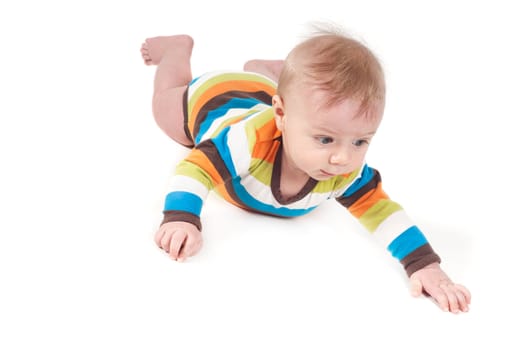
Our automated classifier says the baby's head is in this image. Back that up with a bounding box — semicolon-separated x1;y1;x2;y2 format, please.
276;29;385;113
273;29;386;180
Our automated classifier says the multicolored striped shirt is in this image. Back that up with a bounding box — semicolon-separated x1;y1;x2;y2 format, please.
162;71;440;276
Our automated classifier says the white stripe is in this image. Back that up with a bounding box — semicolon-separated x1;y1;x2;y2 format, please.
168;175;210;201
187;71;229;97
195;89;271;142
372;210;415;248
200;108;249;141
240;175;329;210
188;71;276;97
226;120;252;176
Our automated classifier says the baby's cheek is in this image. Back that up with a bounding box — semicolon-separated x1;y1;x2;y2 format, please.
352;155;366;168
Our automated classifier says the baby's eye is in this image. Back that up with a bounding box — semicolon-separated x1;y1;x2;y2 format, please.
317;136;334;145
352;139;369;147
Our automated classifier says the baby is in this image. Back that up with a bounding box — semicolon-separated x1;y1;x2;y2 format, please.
140;29;471;313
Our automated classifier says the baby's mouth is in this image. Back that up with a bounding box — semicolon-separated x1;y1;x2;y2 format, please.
320;170;336;177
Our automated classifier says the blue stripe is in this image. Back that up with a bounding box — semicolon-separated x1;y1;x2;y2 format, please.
387;226;428;260
215;124;317;217
195;98;261;143
164;191;203;216
231;177;316;217
341;164;375;197
205;125;314;217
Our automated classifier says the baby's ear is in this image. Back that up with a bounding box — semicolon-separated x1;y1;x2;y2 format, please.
272;95;285;130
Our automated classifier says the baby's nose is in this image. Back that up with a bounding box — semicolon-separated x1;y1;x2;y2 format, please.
329;148;351;165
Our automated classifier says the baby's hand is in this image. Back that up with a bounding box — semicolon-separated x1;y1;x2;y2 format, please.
154;221;203;261
409;263;471;313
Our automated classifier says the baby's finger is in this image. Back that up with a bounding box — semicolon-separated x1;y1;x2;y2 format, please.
178;233;202;261
426;286;449;312
440;284;460;313
154;228;166;248
169;231;187;260
436;293;450;312
409;277;423;297
456;284;471;305
453;284;471;311
162;229;178;252
454;288;469;312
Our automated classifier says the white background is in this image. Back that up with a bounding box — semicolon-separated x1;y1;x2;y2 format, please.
1;0;526;348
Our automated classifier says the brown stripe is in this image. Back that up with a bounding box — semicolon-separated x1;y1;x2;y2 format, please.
192;90;273;139
182;87;193;145
336;169;381;207
196;139;231;182
195;137;293;217
161;210;202;231
195;139;244;207
400;243;441;276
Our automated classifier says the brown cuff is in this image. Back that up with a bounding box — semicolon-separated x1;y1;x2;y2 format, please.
400;243;441;277
161;210;202;231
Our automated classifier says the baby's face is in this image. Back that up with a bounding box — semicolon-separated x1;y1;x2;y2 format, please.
273;88;383;181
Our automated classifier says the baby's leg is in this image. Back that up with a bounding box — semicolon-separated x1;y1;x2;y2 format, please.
243;59;284;82
141;35;194;146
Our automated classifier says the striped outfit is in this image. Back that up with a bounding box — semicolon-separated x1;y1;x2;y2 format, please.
162;71;440;276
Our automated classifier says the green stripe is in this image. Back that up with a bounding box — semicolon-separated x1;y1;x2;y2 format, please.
249;159;273;186
359;199;402;233
189;72;276;115
312;169;360;194
207;109;259;139
175;160;214;190
312;178;338;194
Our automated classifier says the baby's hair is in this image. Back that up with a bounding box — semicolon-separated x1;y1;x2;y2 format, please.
277;23;385;116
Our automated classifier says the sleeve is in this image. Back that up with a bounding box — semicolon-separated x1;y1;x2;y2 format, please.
161;139;226;231
336;165;440;276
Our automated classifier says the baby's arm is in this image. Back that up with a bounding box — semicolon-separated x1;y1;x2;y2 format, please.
335;166;471;312
155;221;203;261
410;263;471;313
156;147;217;261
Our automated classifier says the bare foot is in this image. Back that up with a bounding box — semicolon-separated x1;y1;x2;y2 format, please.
243;59;284;81
140;35;194;66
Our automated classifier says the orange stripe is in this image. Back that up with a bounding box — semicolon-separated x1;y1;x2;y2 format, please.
214;184;240;207
189;80;275;133
253;140;280;165
348;186;389;218
223;115;246;128
186;149;223;186
186;149;239;206
252;119;281;163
